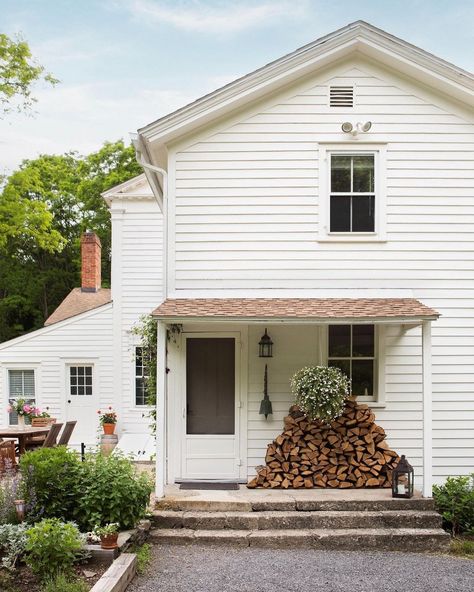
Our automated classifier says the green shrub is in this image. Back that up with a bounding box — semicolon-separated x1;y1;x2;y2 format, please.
290;366;350;423
433;474;474;535
78;453;153;530
19;447;83;522
25;518;84;581
41;573;88;592
0;523;28;569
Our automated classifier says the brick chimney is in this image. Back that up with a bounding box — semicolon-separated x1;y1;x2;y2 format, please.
81;232;101;292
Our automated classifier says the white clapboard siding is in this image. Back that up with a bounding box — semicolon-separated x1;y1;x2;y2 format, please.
112;197;163;436
169;60;474;485
0;306;113;442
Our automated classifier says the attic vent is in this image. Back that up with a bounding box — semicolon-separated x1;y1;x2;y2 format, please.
329;86;354;107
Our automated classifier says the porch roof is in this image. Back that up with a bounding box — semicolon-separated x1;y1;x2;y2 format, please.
152;298;439;324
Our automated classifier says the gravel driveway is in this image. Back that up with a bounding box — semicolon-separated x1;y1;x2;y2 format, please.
129;543;474;592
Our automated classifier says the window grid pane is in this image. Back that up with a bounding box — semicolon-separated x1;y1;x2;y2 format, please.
69;366;93;396
330;154;375;233
135;347;148;406
328;325;375;397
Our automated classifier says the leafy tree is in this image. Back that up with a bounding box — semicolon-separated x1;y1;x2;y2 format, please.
0;33;58;116
0;140;142;342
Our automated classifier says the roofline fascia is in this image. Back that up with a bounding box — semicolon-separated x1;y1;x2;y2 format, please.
139;21;474;145
150;315;439;324
0;302;113;352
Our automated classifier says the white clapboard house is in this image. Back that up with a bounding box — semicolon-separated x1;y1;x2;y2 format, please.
1;22;473;498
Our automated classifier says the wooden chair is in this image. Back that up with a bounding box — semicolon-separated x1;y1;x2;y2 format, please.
42;423;63;448
0;440;17;473
24;417;57;450
58;421;77;446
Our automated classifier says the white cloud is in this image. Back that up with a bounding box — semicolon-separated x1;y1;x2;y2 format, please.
121;0;307;34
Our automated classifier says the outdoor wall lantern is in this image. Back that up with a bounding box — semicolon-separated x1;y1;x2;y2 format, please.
258;328;273;358
14;499;25;522
259;364;273;419
391;455;414;498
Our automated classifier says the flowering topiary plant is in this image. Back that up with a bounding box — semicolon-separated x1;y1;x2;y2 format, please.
290;366;350;423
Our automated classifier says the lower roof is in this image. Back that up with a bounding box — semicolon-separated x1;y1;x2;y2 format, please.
44;288;112;326
152;298;439;323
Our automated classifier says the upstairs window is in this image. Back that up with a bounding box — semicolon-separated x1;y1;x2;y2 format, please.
330;154;375;233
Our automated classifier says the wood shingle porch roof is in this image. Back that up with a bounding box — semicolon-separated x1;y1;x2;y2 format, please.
152;298;439;323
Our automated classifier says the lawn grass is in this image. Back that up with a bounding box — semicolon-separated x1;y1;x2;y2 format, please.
450;537;474;558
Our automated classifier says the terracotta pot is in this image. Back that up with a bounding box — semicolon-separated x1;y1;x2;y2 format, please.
100;533;119;549
103;423;115;435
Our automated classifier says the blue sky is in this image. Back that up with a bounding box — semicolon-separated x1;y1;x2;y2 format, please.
1;0;473;173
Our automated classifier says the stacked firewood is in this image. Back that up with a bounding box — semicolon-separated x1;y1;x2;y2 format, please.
248;399;399;489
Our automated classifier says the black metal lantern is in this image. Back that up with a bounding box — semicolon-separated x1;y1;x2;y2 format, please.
392;455;414;498
259;364;273;419
258;328;273;358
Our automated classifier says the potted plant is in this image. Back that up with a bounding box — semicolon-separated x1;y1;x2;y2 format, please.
6;399;42;429
98;407;117;434
290;366;350;424
94;523;119;549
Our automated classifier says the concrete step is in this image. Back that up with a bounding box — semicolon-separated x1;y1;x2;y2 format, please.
152;509;442;531
150;527;450;552
156;497;435;513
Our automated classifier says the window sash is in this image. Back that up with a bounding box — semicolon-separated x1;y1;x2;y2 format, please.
135;347;148;406
328;325;377;398
8;370;36;425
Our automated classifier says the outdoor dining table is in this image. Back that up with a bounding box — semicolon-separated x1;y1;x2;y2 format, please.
0;426;50;455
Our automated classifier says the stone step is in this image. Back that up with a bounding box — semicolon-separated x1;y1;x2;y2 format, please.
156;497;435;513
152;509;442;531
150;527;450;552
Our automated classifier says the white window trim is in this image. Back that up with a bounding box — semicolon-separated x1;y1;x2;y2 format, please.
318;143;387;242
321;324;386;407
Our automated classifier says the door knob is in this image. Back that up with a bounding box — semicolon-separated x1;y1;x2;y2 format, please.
67;399;71;404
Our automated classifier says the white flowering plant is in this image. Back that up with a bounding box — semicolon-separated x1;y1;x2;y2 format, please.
290;366;350;424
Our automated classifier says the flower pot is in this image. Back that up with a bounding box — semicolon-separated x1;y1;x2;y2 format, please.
17;415;26;430
100;533;119;549
103;423;115;435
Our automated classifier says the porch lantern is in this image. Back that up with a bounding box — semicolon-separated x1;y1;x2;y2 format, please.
392;455;414;498
259;364;273;419
258;328;273;358
14;499;25;522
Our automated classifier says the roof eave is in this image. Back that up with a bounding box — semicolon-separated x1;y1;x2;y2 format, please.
139;21;474;146
151;314;439;325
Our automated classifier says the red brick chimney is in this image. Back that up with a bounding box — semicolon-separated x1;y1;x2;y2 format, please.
81;232;101;292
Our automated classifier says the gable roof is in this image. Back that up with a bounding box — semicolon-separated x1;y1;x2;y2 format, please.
139;21;474;147
101;174;153;205
44;288;112;326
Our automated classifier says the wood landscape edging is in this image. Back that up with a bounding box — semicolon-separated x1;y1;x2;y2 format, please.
89;553;137;592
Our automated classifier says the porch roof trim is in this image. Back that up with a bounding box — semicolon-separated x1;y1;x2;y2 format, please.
152;298;439;324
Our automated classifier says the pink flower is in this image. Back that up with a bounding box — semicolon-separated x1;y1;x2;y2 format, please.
6;405;12;413
23;404;31;413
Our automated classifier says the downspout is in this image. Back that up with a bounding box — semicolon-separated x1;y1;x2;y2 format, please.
131;133;168;299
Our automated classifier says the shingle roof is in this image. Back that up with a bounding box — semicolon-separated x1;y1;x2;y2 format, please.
44;288;112;326
152;298;439;321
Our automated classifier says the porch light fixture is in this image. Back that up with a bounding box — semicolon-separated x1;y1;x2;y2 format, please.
341;121;372;136
259;364;273;419
258;328;273;358
391;455;414;498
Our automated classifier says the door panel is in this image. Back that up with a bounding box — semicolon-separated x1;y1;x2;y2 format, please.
182;334;240;480
186;338;235;435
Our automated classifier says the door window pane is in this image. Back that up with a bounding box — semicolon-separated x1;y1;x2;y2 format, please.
69;366;93;396
186;338;235;435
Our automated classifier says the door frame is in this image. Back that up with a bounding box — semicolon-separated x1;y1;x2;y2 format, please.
177;330;247;481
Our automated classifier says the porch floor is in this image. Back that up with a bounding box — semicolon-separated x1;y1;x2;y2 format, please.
157;484;425;512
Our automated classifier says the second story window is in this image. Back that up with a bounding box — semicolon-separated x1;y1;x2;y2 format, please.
330;154;375;232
